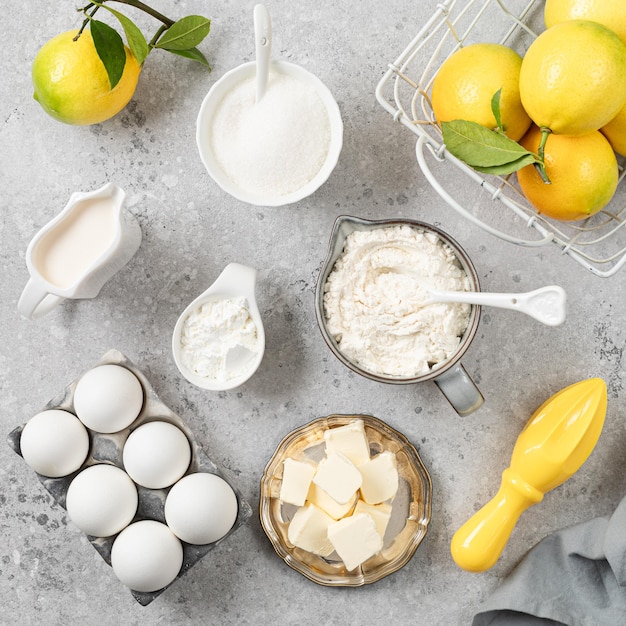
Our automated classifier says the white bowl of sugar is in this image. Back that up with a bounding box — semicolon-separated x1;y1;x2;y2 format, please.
196;60;343;206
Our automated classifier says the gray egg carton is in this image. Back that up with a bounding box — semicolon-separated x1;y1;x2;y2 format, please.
7;348;252;606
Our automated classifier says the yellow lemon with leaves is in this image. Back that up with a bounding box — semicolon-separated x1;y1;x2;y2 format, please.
519;20;626;136
32;29;141;125
544;0;626;45
516;125;619;221
431;43;531;141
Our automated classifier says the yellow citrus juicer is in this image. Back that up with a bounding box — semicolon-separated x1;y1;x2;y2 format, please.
451;377;607;573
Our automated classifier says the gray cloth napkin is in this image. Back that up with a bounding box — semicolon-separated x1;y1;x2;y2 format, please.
472;495;626;626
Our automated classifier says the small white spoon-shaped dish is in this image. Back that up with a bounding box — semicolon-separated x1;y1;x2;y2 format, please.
172;263;265;390
425;285;566;327
254;4;272;103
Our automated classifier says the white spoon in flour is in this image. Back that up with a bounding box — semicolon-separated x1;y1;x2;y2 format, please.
254;4;272;103
425;285;566;327
172;263;265;390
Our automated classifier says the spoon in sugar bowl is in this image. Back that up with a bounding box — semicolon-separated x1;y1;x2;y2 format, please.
254;3;272;103
172;263;265;391
195;4;343;206
424;284;566;326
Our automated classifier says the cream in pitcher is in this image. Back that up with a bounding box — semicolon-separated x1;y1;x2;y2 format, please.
33;195;118;288
18;183;141;320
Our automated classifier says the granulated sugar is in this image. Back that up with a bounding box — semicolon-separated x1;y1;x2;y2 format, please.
209;70;331;197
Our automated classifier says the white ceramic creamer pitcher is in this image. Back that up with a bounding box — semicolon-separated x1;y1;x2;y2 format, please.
18;183;142;320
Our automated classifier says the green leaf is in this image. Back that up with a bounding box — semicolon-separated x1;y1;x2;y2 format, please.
491;89;503;132
472;153;538;175
166;47;212;69
93;2;150;65
90;19;126;89
442;119;536;168
155;16;211;51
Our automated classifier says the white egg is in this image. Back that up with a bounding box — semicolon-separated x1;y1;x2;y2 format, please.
65;464;138;537
20;409;90;478
111;520;184;592
73;364;144;433
164;472;238;545
122;421;191;489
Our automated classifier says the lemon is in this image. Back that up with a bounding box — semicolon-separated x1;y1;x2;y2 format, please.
32;30;141;126
601;102;626;157
516;125;618;221
431;43;531;141
519;20;626;136
544;0;626;45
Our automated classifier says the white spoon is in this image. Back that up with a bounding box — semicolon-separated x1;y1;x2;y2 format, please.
254;4;272;103
425;285;567;327
172;263;265;390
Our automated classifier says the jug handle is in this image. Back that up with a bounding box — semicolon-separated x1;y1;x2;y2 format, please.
434;363;484;416
18;278;65;320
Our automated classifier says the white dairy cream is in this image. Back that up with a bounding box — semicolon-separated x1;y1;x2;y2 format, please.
358;451;399;505
307;482;358;520
179;296;260;382
327;512;383;572
323;418;370;466
323;225;471;378
353;500;392;539
312;452;362;505
287;503;335;557
34;197;117;289
280;458;317;507
279;419;401;570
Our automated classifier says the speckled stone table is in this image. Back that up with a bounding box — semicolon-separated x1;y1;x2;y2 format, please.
2;1;626;625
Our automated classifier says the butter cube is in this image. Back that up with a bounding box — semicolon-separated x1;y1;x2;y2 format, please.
279;458;316;507
312;451;362;504
324;419;370;466
358;451;399;504
327;512;383;571
287;503;335;557
353;500;393;540
307;481;358;520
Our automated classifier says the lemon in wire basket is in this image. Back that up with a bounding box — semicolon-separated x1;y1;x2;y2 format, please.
430;43;531;141
519;20;626;136
516;125;619;221
544;0;626;45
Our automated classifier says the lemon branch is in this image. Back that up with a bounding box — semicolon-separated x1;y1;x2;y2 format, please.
75;4;100;39
73;0;211;88
534;128;551;184
79;0;174;29
148;24;168;48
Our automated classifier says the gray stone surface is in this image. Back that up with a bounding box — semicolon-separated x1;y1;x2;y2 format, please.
2;1;625;625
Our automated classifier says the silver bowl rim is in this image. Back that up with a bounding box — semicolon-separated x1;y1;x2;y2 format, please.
313;214;481;385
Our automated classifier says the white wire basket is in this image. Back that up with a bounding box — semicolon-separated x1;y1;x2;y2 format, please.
375;0;626;277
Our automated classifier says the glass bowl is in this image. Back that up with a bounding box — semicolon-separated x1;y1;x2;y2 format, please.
259;414;432;586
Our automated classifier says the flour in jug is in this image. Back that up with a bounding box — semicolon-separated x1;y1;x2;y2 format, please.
323;225;471;378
